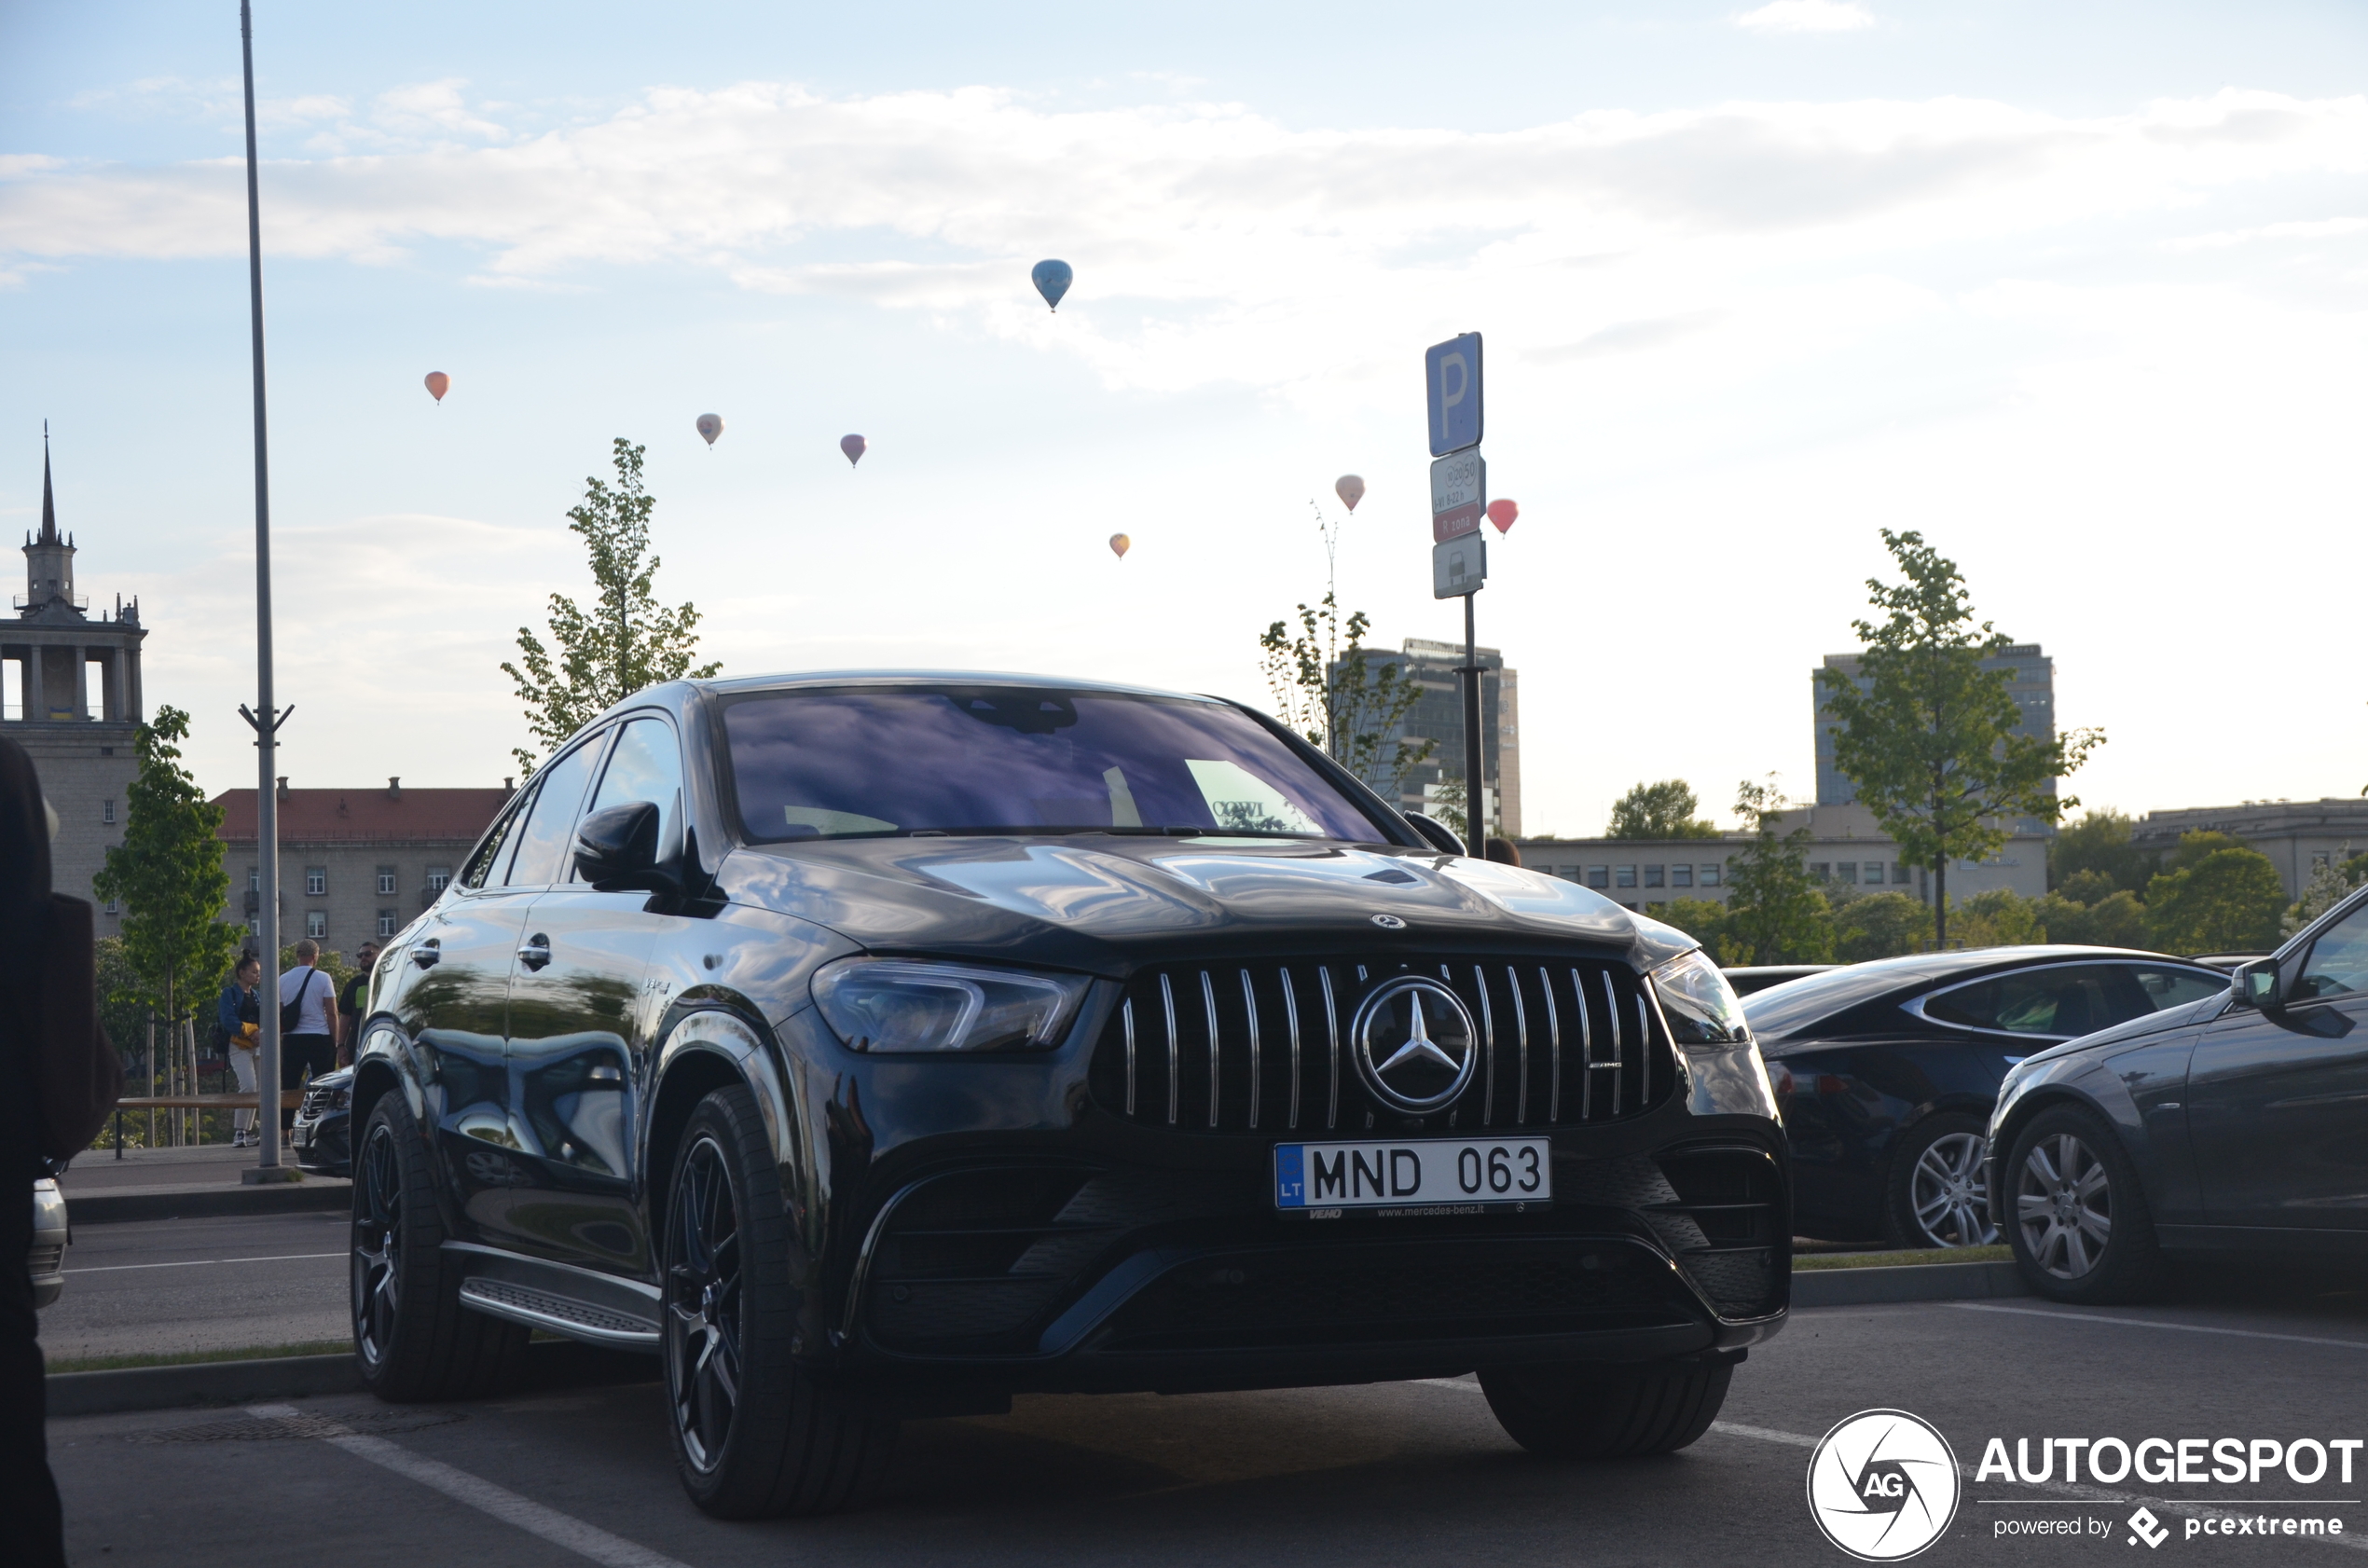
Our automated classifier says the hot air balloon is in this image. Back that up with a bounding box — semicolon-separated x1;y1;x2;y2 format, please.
695;414;723;447
423;371;449;404
1031;259;1073;312
1334;475;1366;513
1487;498;1519;533
841;433;867;467
1108;532;1131;559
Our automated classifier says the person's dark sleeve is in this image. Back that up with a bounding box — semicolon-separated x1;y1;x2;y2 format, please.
218;983;242;1037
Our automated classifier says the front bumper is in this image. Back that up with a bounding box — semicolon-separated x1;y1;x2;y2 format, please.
833;1127;1789;1397
291;1107;351;1177
30;1177;67;1310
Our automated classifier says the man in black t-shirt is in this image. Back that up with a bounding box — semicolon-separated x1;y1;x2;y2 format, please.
337;941;379;1067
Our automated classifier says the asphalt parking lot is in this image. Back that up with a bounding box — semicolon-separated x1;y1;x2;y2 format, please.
48;1262;2368;1567
39;1210;350;1363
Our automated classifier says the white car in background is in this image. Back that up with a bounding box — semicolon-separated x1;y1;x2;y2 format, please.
30;1177;67;1309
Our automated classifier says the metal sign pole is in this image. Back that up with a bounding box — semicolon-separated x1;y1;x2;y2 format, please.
1462;593;1482;853
238;0;295;1183
1425;331;1489;856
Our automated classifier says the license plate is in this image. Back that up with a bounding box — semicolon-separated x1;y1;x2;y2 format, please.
1273;1136;1550;1216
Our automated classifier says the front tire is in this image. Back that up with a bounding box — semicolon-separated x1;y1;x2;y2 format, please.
351;1094;528;1402
663;1084;897;1518
1478;1359;1733;1458
2003;1106;2166;1304
1887;1113;1997;1248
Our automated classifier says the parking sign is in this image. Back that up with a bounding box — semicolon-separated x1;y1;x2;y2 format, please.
1425;332;1483;457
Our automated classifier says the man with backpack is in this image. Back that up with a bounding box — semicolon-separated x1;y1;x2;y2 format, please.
216;954;263;1147
278;940;339;1131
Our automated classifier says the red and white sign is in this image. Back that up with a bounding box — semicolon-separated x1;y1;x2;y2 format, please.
1430;450;1486;543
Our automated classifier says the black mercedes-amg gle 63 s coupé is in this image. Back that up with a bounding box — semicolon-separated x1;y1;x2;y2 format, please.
346;673;1788;1516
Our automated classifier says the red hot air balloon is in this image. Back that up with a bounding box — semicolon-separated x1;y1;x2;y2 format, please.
696;414;723;447
424;371;450;404
1335;475;1365;512
1108;532;1131;559
1487;498;1519;533
841;433;867;467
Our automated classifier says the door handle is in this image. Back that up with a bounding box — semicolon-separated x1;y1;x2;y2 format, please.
517;935;553;971
412;941;441;969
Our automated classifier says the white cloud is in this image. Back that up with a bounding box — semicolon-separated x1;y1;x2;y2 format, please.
1736;1;1877;34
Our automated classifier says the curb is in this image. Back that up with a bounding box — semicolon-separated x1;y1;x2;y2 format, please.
67;1183;351;1225
48;1341;660;1419
1792;1259;2029;1308
48;1354;363;1418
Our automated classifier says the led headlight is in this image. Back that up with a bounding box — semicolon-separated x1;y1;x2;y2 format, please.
812;957;1090;1053
1650;948;1750;1046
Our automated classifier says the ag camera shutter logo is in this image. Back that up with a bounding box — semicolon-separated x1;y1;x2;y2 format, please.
1807;1409;1962;1561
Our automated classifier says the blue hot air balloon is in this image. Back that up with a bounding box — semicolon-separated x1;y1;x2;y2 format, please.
1031;258;1073;312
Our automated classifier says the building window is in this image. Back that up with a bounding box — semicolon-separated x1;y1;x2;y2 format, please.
1838;862;1858;885
1672;864;1694;888
1587;866;1610;889
103;800;116;824
1866;862;1886;885
377;909;398;938
2313;851;2333;869
248;867;259;892
305;911;326;939
1700;864;1722;887
104;898;118;915
1615;865;1638;888
1810;862;1830;881
305;867;326;896
1644;865;1665;888
426;866;452;892
1893;863;1909;885
377;865;397;896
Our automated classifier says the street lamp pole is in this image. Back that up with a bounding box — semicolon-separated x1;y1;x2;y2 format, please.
238;0;295;1182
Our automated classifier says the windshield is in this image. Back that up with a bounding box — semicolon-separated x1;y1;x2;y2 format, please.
722;686;1391;844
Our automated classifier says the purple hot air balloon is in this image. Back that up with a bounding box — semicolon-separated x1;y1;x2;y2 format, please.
841;433;867;467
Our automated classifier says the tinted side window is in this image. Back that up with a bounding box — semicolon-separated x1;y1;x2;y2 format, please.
503;739;605;887
2129;967;2228;1012
1921;965;2124;1038
580;717;684;880
461;792;530;890
2297;903;2368;1001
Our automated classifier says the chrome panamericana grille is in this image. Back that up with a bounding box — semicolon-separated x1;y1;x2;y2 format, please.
1088;957;1677;1135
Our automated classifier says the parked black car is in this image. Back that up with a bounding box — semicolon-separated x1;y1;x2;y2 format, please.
1746;947;2226;1248
1990;887;2368;1302
292;1066;353;1177
348;672;1789;1516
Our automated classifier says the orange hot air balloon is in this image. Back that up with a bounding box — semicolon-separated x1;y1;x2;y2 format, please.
1487;498;1519;533
1108;532;1131;559
1335;474;1365;512
696;414;723;447
424;371;450;404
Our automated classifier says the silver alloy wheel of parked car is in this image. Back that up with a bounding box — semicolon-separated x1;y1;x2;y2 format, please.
2015;1130;2113;1278
1910;1132;1997;1248
666;1133;744;1476
352;1121;403;1367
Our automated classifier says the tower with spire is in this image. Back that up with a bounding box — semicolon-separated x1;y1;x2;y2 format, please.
7;425;149;928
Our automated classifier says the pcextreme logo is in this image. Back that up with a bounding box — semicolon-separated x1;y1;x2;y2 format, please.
1807;1409;1963;1562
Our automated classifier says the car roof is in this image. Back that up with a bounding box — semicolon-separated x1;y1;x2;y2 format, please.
1742;944;2221;1041
693;669;1227;705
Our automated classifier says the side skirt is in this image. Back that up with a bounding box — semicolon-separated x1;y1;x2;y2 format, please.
443;1241;663;1352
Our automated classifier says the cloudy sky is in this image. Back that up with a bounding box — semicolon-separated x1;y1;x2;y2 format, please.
4;1;2363;832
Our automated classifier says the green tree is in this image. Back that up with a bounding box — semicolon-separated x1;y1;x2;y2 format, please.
2282;854;2365;939
2053;868;2120;907
1719;777;1833;965
1606;779;1721;840
1948;888;2046;949
2144;847;2286;955
1818;530;2102;949
91;706;242;1043
503;438;720;774
1260;594;1436;805
1654;897;1729;952
2167;831;2249;873
2048;809;2157;897
2039;888;2147;948
1833;891;1934;962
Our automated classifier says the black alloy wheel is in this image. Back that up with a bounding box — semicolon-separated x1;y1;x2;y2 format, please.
660;1083;897;1518
1889;1113;1998;1249
1478;1359;1733;1458
351;1094;528;1402
2003;1105;2166;1304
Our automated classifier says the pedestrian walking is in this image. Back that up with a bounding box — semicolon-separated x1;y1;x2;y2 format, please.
278;940;339;1129
217;954;263;1147
337;941;379;1068
2;736;79;1567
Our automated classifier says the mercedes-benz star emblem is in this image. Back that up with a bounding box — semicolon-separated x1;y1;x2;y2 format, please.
1370;914;1406;929
1350;976;1478;1113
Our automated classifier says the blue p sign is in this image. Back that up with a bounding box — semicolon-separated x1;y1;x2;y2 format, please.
1425;332;1483;457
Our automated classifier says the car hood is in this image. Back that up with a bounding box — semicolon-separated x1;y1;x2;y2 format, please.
713;836;1685;976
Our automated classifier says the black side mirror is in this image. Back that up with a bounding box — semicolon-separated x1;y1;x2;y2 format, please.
2233;957;2281;1012
1402;811;1466;857
572;801;676;893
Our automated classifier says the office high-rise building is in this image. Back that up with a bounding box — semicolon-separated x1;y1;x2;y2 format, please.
1337;639;1521;839
1812;644;2056;813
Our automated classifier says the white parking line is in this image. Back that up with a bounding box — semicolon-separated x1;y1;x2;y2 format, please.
67;1252;344;1274
1948;1301;2368;1352
246;1405;694;1568
1408;1381;2368;1550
